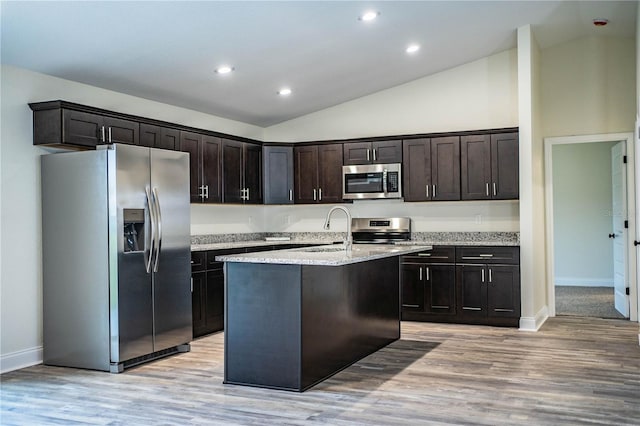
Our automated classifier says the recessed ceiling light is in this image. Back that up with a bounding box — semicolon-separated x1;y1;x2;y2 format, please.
215;66;234;74
406;44;420;54
278;88;292;96
359;11;379;22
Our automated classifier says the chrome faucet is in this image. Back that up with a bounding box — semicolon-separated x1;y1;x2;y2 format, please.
323;206;353;252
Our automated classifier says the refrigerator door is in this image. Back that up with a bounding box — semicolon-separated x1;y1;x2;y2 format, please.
112;144;154;363
150;148;192;351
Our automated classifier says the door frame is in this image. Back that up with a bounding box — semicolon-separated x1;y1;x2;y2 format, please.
544;132;637;321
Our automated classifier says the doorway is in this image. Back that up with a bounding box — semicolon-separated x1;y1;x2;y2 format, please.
544;133;637;321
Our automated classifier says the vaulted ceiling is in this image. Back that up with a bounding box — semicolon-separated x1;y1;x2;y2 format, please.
1;1;636;126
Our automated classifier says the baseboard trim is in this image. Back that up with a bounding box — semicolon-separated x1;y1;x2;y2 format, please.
519;305;549;332
554;278;613;287
1;346;43;374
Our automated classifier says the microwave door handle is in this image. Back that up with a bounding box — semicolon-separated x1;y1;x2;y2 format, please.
383;169;388;193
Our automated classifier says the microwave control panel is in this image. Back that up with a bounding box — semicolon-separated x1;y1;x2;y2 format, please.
387;172;399;192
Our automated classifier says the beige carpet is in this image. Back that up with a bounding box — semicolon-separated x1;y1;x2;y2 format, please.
555;286;625;319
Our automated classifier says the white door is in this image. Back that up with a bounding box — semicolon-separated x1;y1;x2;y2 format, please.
612;142;630;317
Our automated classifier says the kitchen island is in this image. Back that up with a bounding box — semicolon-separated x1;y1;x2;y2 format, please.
217;244;431;392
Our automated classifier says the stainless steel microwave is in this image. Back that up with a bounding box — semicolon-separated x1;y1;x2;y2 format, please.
342;163;402;200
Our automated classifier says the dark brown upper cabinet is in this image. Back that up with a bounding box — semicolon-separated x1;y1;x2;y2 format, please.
343;140;402;165
31;103;139;148
140;124;180;150
294;144;343;204
402;136;460;201
179;131;222;203
460;132;519;200
263;146;294;204
222;139;263;204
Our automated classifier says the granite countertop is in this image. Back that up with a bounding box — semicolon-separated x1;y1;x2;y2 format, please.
216;244;433;266
191;231;519;251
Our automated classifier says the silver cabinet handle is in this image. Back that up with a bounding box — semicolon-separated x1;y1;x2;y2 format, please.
433;185;436;198
479;254;493;258
418;253;431;257
366;149;370;161
493;182;497;196
486;183;489;196
489;268;492;283
426;266;430;281
108;127;112;143
373;148;377;161
426;184;429;198
101;126;106;143
191;277;193;293
152;187;162;273
481;268;485;283
145;187;155;274
246;187;250;201
319;188;322;201
419;267;423;281
313;188;317;201
289;189;293;201
205;185;209;199
402;304;420;308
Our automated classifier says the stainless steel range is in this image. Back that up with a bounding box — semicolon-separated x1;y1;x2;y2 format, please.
351;217;411;244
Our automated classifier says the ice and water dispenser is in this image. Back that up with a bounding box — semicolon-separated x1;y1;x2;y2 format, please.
123;208;145;253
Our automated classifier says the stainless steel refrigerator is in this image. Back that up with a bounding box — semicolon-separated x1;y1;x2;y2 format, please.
41;143;192;372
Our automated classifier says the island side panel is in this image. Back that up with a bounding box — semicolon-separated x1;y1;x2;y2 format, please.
224;262;303;391
300;256;401;390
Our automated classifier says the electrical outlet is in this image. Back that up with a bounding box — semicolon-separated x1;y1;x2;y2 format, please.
475;215;482;224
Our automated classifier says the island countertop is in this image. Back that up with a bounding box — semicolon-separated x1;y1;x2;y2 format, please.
216;244;432;266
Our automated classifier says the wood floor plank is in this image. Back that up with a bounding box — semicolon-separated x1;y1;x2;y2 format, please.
1;317;639;425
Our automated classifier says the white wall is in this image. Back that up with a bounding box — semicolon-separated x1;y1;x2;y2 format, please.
542;36;636;137
518;25;548;331
0;65;262;372
552;142;617;286
264;49;518;142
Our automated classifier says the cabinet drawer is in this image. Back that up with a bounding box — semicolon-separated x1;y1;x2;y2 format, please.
403;246;455;264
191;251;206;272
207;248;246;270
456;246;519;264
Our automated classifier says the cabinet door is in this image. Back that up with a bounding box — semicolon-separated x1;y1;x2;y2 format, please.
294;146;319;203
202;136;222;203
244;144;263;204
372;140;402;163
402;139;431;202
401;264;424;312
205;268;225;333
222;139;244;203
62;110;104;147
140;123;161;148
158;128;179;151
318;144;344;203
141;124;179;150
343;142;372;165
103;116;139;145
431;136;460;201
264;146;294;204
491;133;519;200
425;264;456;314
179;131;202;203
460;134;491;200
457;265;487;318
487;265;520;318
191;271;207;337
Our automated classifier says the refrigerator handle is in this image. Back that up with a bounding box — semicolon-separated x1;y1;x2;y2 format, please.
152;187;163;273
145;187;155;274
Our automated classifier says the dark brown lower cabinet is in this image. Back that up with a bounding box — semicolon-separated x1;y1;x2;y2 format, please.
401;246;520;327
191;244;316;338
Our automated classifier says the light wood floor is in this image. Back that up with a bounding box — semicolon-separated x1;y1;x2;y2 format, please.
1;317;639;425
